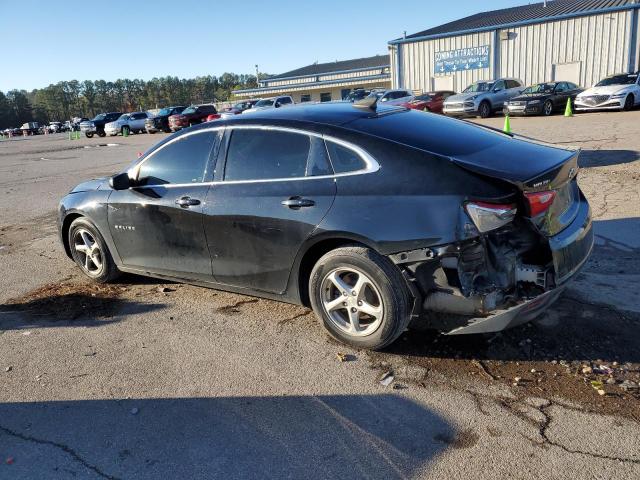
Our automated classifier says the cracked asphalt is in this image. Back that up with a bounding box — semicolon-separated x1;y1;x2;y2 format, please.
1;112;639;479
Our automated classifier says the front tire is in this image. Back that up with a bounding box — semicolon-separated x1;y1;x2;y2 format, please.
543;100;554;116
479;101;491;118
85;132;93;138
68;218;120;283
97;130;106;138
309;245;412;350
623;94;634;111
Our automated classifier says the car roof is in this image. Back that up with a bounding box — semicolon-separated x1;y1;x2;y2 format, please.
202;101;406;130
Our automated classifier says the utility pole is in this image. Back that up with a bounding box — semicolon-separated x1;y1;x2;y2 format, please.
255;64;260;88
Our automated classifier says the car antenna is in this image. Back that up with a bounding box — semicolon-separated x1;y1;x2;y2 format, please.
353;96;378;111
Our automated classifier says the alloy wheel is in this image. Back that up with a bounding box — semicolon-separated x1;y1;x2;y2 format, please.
320;267;384;337
544;101;553;116
73;228;103;274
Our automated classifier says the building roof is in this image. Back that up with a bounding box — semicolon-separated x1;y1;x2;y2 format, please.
266;54;390;80
400;0;640;41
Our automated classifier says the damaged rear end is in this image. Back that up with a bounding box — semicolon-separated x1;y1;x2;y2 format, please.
399;137;593;335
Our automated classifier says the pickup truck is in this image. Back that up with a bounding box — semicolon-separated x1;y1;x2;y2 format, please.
168;104;219;132
145;106;186;133
20;122;41;135
104;112;149;136
80;112;123;138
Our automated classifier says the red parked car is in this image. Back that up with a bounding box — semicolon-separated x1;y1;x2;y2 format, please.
168;104;219;131
403;91;456;114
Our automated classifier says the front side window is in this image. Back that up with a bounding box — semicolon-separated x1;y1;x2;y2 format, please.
137;132;215;185
325;141;366;174
493;80;506;91
224;129;333;181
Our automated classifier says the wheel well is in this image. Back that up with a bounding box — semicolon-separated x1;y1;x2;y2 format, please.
61;213;83;258
297;238;367;307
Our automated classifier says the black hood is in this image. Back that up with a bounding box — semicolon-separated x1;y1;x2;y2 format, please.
70;177;107;193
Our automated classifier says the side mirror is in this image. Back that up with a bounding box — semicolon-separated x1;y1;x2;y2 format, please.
493;87;503;93
109;172;132;190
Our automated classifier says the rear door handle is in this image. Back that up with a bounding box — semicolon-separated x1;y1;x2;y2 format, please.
175;196;201;208
281;196;315;209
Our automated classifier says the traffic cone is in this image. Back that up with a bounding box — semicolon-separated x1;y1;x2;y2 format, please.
503;114;512;134
564;98;573;117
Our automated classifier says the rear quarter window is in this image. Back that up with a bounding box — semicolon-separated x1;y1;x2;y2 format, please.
325;141;366;174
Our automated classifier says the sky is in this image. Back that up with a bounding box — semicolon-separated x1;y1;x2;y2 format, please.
0;0;527;92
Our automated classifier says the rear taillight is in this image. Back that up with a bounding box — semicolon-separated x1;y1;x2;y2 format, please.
465;201;517;233
524;191;556;217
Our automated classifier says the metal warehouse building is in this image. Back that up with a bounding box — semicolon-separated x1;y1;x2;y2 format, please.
390;0;640;93
234;54;391;102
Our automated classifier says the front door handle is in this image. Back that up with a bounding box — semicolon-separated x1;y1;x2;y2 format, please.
281;196;315;209
175;196;201;208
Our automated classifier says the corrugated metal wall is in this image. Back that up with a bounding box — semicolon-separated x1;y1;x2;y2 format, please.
392;9;639;92
393;31;495;92
498;10;633;87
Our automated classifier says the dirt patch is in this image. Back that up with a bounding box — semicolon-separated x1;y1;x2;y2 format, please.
366;296;640;423
433;429;479;449
1;281;128;320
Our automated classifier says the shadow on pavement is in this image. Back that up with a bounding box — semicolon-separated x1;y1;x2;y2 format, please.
578;149;639;168
0;395;453;479
0;292;165;332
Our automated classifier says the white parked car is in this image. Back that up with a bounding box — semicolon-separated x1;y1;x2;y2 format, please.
242;96;294;114
367;89;414;106
104;112;149;136
574;72;640;111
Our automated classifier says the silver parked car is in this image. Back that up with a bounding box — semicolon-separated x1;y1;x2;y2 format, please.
367;88;414;106
105;112;149;136
242;96;294;114
444;78;523;118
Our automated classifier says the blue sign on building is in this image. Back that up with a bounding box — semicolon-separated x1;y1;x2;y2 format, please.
434;45;490;74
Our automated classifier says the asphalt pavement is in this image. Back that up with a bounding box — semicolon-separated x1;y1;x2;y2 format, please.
1;114;639;479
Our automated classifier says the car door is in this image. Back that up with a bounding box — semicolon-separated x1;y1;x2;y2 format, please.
552;82;570;110
203;126;337;293
131;113;147;130
108;129;222;281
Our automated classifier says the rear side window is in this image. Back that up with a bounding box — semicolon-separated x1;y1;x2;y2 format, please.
225;129;311;181
137;132;215;185
325;141;366;174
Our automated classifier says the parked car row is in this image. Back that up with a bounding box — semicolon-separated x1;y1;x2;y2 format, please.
441;71;640;118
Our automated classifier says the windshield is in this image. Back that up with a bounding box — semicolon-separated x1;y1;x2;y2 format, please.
255;99;274;107
182;106;196;114
157;108;172;116
596;74;638;86
463;82;494;93
92;114;106;121
522;83;556;94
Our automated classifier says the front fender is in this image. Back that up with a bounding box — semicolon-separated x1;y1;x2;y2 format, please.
58;190;120;264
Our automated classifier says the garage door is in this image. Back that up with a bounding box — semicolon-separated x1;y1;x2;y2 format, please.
432;76;455;92
553;62;582;87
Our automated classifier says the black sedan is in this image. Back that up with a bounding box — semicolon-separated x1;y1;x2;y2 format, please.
505;82;583;116
58;101;593;350
145;106;186;134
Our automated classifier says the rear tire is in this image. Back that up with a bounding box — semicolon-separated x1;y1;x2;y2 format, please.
97;131;106;138
479;101;492;118
85;132;93;138
68;218;120;283
623;94;634;111
309;245;412;350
